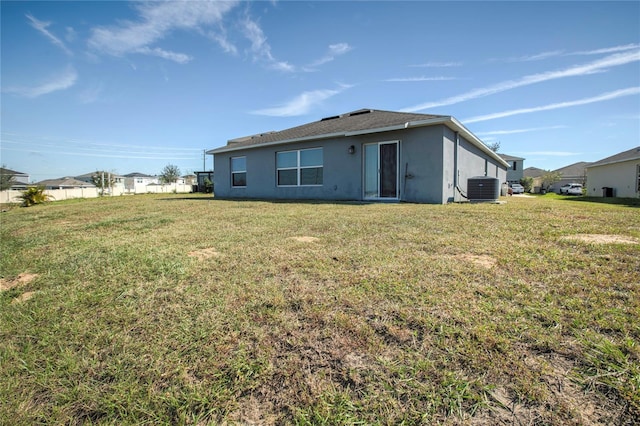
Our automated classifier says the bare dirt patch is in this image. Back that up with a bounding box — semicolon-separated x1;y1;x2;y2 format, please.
0;273;38;292
187;248;221;260
12;291;36;304
458;254;497;269
289;236;319;243
561;234;638;245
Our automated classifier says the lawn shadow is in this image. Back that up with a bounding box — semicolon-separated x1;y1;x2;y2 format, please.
558;196;640;208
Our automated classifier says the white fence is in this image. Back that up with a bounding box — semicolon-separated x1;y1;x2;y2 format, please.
1;184;192;204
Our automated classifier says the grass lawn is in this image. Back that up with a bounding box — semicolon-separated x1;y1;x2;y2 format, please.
1;194;638;424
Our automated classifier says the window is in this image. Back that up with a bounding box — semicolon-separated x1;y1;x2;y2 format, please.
231;156;246;187
513;161;517;171
277;148;323;186
637;164;640;193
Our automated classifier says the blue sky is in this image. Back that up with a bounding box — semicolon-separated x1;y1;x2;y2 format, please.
1;1;639;182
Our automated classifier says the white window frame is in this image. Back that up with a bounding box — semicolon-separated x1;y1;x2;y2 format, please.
276;148;323;187
231;156;247;188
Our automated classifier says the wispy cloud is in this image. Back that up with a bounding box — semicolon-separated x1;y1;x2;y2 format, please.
88;1;239;63
26;13;72;55
475;125;568;136
501;43;639;63
410;61;462;68
4;66;78;98
252;84;352;117
571;43;639;56
403;50;640;112
508;50;564;62
137;47;192;64
465;87;640;123
240;16;294;71
385;76;457;82
308;43;353;68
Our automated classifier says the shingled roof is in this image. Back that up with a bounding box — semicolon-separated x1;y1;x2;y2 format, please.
209;109;447;153
207;108;508;167
587;146;640;168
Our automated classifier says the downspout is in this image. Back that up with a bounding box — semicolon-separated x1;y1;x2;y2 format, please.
453;131;459;201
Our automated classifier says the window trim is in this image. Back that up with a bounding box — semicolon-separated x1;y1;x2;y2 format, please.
231;156;247;188
276;147;323;187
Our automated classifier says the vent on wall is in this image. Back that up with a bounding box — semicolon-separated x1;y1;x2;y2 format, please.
467;177;500;202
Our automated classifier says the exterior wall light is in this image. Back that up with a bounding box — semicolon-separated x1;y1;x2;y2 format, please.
348;145;356;155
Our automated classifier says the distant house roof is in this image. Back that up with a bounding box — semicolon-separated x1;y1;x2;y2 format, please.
124;172;156;178
207;108;509;167
523;167;546;178
499;154;525;162
75;171;123;179
37;177;96;188
586;146;640;168
553;161;592;177
0;167;28;176
1;167;30;183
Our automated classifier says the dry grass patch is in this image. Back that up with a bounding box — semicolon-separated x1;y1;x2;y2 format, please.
11;291;36;304
561;234;638;245
1;194;638;425
289;236;320;243
188;247;222;260
0;272;38;291
458;253;498;269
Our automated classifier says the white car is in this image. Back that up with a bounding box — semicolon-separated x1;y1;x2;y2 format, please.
566;183;583;195
510;183;525;194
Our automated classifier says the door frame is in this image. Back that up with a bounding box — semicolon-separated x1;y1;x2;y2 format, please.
362;140;400;201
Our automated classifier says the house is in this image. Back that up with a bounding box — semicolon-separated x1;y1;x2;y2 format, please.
523;166;546;193
0;167;30;189
75;172;125;194
123;172;159;193
549;162;591;193
182;174;197;186
499;154;525;184
585;146;640;198
36;177;96;190
207;109;509;204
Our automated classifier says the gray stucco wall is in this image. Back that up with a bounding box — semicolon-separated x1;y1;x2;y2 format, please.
214;137;363;201
443;128;507;202
213;124;506;203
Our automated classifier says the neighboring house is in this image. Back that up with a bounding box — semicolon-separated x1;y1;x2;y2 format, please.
123;172;159;193
207;109;509;204
523;166;546;193
36;177;96;190
75;172;125;194
182;174;196;186
499;154;525;184
585;146;640;198
0;167;30;189
549;162;591;193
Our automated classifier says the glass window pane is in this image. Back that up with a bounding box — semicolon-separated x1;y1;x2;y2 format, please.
232;172;246;187
300;148;322;167
301;167;322;185
278;169;297;186
277;151;297;168
231;157;246;172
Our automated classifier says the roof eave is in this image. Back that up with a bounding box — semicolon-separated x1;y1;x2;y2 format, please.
208;115;510;168
586;156;640;169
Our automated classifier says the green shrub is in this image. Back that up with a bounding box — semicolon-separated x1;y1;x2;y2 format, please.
18;186;53;207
